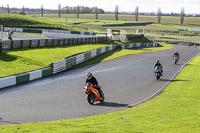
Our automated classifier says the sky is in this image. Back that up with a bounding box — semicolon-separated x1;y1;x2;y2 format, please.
1;0;200;14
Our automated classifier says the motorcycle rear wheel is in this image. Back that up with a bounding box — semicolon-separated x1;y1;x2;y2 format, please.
100;91;105;103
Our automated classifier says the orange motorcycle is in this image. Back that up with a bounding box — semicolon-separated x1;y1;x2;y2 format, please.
84;82;105;105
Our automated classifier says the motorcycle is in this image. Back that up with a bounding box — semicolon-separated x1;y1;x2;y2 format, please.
8;36;12;40
173;56;179;64
154;66;162;80
84;82;105;105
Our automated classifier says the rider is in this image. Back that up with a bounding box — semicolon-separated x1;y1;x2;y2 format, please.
173;50;180;59
86;72;102;95
7;31;12;40
153;60;163;76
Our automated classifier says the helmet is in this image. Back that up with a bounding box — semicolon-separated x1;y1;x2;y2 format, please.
86;72;93;79
156;60;160;63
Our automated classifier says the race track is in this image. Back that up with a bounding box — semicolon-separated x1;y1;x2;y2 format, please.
0;45;199;125
1;32;96;41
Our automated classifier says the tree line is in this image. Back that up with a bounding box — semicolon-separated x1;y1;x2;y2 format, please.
2;4;186;24
114;5;185;24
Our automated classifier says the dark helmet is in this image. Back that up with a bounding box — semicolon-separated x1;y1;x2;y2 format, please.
156;60;160;63
86;72;93;79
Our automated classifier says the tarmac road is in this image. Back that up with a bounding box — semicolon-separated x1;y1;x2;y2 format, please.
0;45;199;125
1;32;96;41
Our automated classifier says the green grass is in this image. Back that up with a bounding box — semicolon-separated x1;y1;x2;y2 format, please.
43;17;148;26
25;34;48;38
0;43;109;77
0;13;75;31
1;45;200;132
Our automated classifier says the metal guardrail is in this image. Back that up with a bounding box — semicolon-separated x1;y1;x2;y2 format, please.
51;44;117;74
2;37;107;50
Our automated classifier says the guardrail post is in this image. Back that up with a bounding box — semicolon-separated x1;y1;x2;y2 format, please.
81;38;83;44
11;40;14;49
30;40;32;48
52;39;54;46
21;40;23;49
38;40;40;48
0;41;2;54
68;39;70;45
45;39;48;47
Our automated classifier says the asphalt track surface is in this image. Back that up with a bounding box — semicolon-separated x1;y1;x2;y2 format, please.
1;32;96;41
0;45;199;125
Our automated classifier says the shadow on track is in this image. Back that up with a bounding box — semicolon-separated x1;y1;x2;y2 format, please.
94;102;130;108
0;118;20;124
160;79;190;82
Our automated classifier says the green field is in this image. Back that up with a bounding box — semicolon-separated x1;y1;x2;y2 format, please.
28;14;200;36
1;45;200;132
30;14;200;25
1;13;200;34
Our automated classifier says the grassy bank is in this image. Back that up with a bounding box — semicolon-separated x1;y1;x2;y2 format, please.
0;45;199;132
0;13;74;30
0;43;109;77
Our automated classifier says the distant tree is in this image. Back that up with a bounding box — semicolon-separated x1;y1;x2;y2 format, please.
41;5;44;17
135;6;139;22
157;7;161;23
22;6;25;15
76;5;80;19
62;6;105;14
7;4;10;13
95;7;98;20
58;3;61;18
115;5;119;21
180;8;185;24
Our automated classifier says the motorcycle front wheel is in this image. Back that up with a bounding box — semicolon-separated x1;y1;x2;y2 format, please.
156;73;160;80
87;93;95;105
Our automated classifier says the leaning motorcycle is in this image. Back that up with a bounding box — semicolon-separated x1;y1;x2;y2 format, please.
84;82;105;105
154;66;162;80
173;56;179;64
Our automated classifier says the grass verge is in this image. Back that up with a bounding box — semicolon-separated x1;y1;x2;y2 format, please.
0;44;199;132
0;43;109;77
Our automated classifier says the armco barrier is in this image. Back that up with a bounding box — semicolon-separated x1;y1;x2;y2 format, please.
122;42;159;49
159;37;200;43
2;37;107;50
51;44;117;74
0;67;52;89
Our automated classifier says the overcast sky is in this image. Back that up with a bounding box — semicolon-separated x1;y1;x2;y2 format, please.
1;0;200;14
